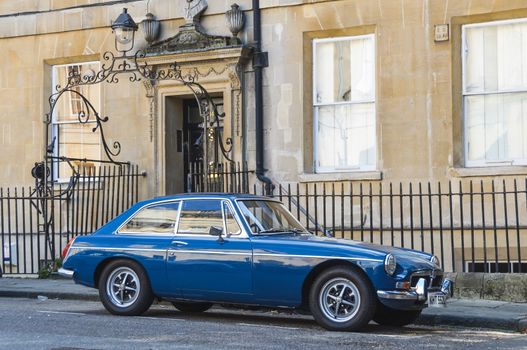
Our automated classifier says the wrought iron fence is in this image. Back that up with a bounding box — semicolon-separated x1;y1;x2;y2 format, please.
247;179;527;274
187;161;253;193
0;164;143;275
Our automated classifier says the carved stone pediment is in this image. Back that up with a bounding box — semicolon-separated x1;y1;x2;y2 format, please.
146;24;241;55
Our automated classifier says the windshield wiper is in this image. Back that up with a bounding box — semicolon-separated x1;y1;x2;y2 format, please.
259;228;306;235
258;228;287;234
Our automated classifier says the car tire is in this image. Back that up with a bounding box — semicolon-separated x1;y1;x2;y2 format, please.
172;301;213;313
98;259;154;316
309;266;376;332
373;303;422;327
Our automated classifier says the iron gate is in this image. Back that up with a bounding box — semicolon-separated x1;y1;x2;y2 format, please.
0;164;143;275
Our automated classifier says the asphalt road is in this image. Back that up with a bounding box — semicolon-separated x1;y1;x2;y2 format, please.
0;298;526;350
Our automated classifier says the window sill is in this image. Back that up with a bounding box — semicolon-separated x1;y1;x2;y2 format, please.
449;166;527;178
298;171;382;183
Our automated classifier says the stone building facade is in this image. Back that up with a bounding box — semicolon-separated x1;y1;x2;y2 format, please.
1;0;527;273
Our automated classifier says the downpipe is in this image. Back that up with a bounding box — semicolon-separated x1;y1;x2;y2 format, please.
253;0;274;196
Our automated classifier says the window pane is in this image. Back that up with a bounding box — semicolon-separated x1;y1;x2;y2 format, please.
52;62;101;179
57;123;101;177
238;200;305;234
315;36;374;104
223;203;242;236
53;63;101;122
316;103;375;171
465;92;527;164
464;21;527;93
121;202;179;234
178;200;223;235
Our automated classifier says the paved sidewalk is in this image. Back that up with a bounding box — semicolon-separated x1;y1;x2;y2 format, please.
1;277;526;332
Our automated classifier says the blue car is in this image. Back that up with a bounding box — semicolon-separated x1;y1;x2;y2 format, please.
60;193;452;331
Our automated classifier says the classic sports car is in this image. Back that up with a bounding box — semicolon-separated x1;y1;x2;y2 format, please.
60;193;452;331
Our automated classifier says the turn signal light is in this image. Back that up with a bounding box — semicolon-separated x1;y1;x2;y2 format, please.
62;237;76;259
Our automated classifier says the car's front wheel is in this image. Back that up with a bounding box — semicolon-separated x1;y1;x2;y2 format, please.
172;301;213;313
99;260;154;316
309;266;376;331
373;303;422;326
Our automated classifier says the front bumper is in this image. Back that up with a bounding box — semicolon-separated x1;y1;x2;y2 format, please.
377;278;454;302
58;267;74;279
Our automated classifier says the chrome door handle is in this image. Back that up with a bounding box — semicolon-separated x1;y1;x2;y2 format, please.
171;240;188;247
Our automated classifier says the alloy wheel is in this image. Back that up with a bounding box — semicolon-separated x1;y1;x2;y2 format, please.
318;277;361;323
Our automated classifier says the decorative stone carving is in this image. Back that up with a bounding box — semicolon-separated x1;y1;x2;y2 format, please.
145;0;242;55
225;4;245;38
185;0;208;25
140;13;160;44
227;64;242;90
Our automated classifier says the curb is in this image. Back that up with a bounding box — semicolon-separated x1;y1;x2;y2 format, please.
0;290;99;302
417;313;527;333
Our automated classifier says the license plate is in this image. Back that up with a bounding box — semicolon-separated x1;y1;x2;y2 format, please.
427;292;447;307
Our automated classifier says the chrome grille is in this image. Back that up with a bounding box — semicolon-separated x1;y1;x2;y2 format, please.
410;270;443;288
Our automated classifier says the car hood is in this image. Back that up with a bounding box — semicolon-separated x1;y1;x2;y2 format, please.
254;233;436;269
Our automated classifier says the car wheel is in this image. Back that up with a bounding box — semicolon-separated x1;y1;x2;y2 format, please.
309;266;376;331
98;260;154;316
373;303;422;326
172;301;213;313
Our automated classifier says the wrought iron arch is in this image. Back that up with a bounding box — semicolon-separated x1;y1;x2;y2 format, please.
42;49;233;187
35;49;234;263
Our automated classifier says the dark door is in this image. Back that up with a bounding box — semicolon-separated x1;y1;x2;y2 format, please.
183;100;204;192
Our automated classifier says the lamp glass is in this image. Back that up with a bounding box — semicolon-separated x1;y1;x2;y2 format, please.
114;27;134;45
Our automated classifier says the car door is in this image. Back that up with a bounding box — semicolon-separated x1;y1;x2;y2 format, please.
167;198;253;302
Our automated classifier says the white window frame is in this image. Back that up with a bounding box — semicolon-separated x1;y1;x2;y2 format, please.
312;34;376;173
462;18;527;167
51;61;101;181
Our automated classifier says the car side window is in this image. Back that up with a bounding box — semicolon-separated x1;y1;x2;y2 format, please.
223;202;242;236
119;202;180;234
177;199;223;235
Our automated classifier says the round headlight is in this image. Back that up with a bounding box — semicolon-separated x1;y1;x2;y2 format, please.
430;255;440;268
384;253;397;276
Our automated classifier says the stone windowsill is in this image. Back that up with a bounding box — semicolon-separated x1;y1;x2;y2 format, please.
298;171;383;183
449;166;527;178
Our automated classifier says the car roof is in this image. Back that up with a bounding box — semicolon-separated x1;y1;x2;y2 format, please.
142;192;274;205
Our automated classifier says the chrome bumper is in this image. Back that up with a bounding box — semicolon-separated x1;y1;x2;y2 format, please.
58;267;74;279
377;278;454;301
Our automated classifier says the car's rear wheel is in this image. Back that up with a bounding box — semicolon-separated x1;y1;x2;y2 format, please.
172;301;213;313
309;266;376;331
99;260;153;316
373;303;422;326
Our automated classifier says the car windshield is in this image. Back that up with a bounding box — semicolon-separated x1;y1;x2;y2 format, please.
238;200;308;235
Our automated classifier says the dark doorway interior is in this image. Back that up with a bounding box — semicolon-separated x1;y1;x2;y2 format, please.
183;99;203;191
165;95;224;195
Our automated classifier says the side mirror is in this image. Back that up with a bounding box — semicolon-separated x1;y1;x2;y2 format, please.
209;226;224;242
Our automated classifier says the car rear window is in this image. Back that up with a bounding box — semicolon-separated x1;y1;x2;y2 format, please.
119;202;180;234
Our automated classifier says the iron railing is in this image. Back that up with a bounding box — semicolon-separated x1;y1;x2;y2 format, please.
247;179;527;274
187;162;253;193
0;164;143;275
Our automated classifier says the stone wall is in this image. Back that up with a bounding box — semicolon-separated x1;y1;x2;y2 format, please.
1;0;527;191
447;272;527;302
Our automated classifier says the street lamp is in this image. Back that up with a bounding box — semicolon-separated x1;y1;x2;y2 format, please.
111;8;138;54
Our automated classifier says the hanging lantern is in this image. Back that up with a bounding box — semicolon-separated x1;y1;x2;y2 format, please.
111;8;138;54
